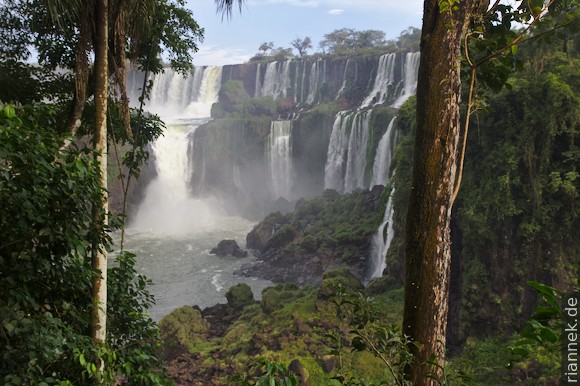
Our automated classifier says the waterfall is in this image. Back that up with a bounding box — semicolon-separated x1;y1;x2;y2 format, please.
306;60;323;105
260;61;291;99
370;117;397;188
370;187;395;279
344;111;372;192
131;125;218;234
268;120;294;200
392;52;420;108
360;53;397;108
324;112;350;193
184;66;222;118
130;65;223;234
324;111;373;194
254;63;262;98
144;66;222;122
335;59;351;100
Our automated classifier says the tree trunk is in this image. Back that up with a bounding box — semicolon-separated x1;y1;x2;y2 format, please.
402;0;485;384
65;6;92;136
91;0;109;345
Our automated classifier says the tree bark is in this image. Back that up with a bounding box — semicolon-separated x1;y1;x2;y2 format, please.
91;0;109;345
65;5;92;136
402;0;485;384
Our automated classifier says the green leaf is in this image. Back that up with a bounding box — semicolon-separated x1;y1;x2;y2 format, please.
4;104;16;118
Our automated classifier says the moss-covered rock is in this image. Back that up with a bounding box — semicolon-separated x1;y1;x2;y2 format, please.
246;211;288;251
158;306;210;350
225;283;255;311
317;268;364;300
261;283;300;314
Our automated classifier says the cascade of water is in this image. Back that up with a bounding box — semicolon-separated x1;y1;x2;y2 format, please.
344;111;372;192
306;60;322;105
268;120;294;199
260;61;291;99
360;53;397;108
184;66;222;118
299;61;307;104
254;62;262;98
324;112;350;193
131;65;223;233
370;186;395;279
370;117;397;188
335;59;351;100
131;125;218;234
392;52;421;108
144;66;222;122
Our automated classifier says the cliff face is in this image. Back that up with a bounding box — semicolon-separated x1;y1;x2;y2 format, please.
184;54;414;219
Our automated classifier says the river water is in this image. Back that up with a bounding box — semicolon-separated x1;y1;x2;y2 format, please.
112;218;271;321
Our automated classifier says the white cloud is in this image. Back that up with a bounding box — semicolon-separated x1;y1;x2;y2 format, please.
194;46;253;66
328;8;344;15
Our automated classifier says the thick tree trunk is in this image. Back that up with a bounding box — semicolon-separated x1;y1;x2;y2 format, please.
402;0;485;384
91;0;109;345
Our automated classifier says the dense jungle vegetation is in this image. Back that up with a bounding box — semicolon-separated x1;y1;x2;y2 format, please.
0;0;577;382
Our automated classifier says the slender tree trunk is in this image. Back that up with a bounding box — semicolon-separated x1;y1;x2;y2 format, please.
91;0;109;345
65;6;92;136
402;0;485;384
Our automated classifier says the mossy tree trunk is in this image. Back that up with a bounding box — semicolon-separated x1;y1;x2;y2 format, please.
402;0;485;384
92;0;109;345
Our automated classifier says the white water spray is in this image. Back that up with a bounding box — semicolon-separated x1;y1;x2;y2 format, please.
130;66;223;234
392;52;420;108
361;53;397;108
145;66;222;123
324;112;350;193
344;111;372;192
370;117;397;188
268;120;294;199
370;186;395;279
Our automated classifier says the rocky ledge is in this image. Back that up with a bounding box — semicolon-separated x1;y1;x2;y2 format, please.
235;186;385;285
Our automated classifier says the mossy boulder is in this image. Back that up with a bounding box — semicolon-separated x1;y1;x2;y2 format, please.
365;275;399;295
225;283;255;311
317;268;364;300
246;211;287;252
158;306;210;350
261;283;300;314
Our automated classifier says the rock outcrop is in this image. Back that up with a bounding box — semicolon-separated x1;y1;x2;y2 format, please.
237;187;384;285
210;239;248;258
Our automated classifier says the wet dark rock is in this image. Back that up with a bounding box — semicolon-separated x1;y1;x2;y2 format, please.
210;239;248;258
321;355;339;373
289;359;309;385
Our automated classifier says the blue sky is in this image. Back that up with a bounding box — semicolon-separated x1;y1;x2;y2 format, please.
186;0;424;66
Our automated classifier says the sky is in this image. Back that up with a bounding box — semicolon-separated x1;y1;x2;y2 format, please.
186;0;425;66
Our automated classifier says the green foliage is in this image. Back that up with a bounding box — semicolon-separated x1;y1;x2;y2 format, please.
213;80;276;118
509;281;565;364
388;45;579;339
319;28;388;56
232;358;299;386
318;269;364;300
107;252;170;385
261;283;301;314
0;103;168;384
328;285;413;386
